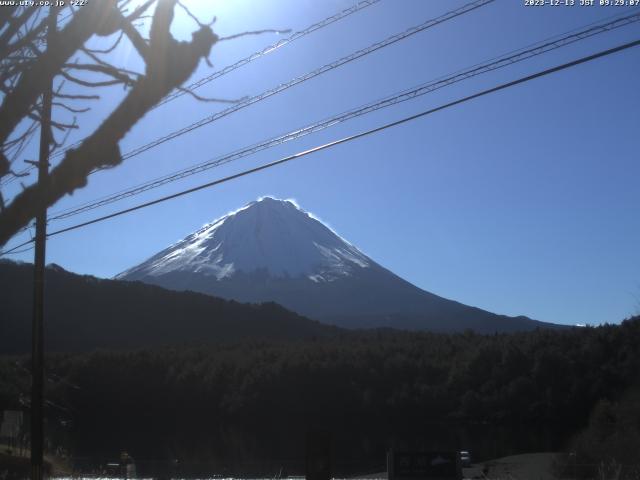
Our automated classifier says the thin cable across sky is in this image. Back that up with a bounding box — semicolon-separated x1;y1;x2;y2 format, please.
112;0;494;164
0;0;383;187
155;0;384;107
26;0;489;186
3;36;638;256
46;10;640;223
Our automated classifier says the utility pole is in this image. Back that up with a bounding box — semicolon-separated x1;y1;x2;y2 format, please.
31;6;56;480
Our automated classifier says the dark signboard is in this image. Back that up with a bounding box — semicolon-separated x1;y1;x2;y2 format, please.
388;451;461;480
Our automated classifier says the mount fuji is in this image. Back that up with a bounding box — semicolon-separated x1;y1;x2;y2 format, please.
117;197;557;333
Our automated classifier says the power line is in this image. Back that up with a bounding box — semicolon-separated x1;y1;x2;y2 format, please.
48;0;487;179
3;36;639;255
115;0;493;161
47;10;640;222
1;0;383;189
0;243;34;255
0;0;487;192
157;0;383;107
35;37;640;241
40;0;383;164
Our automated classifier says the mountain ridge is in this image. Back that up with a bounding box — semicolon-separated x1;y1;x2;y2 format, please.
0;259;340;354
117;197;561;333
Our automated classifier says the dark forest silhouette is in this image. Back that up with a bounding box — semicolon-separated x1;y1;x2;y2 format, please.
1;260;639;471
0;260;338;353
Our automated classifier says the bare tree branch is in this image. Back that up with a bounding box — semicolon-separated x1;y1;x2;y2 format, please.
0;0;219;246
63;62;140;85
0;6;38;53
0;1;120;147
51;117;78;152
0;5;18;31
3;168;31;180
177;1;215;28
128;0;156;22
52;102;91;114
0;13;47;58
120;14;150;61
82;30;124;55
60;70;128;88
49;119;79;131
218;28;292;42
53;92;100;100
177;86;246;104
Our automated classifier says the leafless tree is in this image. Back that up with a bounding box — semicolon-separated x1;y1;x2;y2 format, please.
0;0;220;247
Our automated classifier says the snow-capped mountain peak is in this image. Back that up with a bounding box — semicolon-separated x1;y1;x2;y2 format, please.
117;197;370;283
117;196;553;333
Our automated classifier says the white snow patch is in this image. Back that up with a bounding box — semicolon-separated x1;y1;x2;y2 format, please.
118;197;373;282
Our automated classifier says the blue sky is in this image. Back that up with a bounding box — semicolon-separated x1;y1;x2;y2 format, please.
3;0;640;326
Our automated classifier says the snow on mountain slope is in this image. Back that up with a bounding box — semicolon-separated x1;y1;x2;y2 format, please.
117;196;559;333
117;197;371;283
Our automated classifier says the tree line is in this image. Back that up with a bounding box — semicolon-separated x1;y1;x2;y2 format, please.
1;316;639;469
